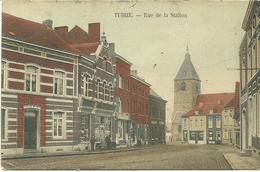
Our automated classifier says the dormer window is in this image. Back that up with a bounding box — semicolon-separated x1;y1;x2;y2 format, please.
209;109;214;114
195;111;199;115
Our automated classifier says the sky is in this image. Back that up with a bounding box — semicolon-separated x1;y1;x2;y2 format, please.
3;0;249;126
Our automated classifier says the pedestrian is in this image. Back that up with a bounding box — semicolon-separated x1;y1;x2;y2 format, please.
105;135;111;150
90;136;95;151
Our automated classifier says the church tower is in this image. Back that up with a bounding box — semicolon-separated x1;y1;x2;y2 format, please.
172;46;201;142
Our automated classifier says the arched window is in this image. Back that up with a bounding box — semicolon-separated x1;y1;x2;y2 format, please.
180;82;186;91
25;66;38;92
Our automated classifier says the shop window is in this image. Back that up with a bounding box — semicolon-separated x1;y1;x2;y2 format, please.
25;66;38;92
53;112;66;139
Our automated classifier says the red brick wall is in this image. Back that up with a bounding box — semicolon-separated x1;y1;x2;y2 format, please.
129;77;150;124
8;81;24;90
17;94;46;148
115;58;131;113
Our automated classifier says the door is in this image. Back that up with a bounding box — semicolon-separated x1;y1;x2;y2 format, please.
195;132;198;144
24;111;37;150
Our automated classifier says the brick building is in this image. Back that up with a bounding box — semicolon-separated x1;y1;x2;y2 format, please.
111;48;132;148
148;89;167;144
1;13;79;155
129;70;151;145
54;24;116;150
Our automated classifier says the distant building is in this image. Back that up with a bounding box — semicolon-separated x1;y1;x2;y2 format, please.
148;89;167;144
172;47;201;142
240;0;260;157
182;92;235;145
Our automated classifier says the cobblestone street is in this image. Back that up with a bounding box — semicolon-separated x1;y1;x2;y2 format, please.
1;144;234;170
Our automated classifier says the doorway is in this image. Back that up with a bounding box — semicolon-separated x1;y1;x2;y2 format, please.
24;110;38;150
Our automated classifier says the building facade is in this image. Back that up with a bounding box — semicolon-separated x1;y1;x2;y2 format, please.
172;47;201;142
240;0;260;157
55;24;117;150
1;13;79;155
182;92;235;145
129;70;151;146
148;89;167;144
111;48;132;148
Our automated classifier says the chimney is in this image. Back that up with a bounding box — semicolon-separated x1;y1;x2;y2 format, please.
55;26;68;37
88;23;100;42
109;43;115;52
131;70;138;76
42;19;53;28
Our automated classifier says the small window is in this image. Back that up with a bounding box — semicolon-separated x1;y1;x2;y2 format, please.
25;66;38;92
119;75;124;89
53;112;65;139
1;108;7;140
180;82;186;91
1;61;7;89
54;71;65;95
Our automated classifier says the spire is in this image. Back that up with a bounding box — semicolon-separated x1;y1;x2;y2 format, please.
185;44;191;59
175;46;200;81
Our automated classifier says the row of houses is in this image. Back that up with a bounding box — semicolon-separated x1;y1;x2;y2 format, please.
172;46;240;147
1;13;167;155
182;83;240;145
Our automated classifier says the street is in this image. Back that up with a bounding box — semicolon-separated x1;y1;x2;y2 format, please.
1;144;234;170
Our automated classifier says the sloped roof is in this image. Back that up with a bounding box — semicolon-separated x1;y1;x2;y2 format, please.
2;13;78;54
184;92;235;117
175;52;200;81
150;88;161;98
224;82;240;112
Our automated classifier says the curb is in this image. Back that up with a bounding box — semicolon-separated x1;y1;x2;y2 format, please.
2;146;152;160
222;153;235;170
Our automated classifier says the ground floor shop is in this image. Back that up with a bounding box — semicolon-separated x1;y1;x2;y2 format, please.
148;122;165;144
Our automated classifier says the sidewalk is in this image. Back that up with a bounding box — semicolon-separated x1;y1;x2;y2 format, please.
223;152;260;170
2;146;152;160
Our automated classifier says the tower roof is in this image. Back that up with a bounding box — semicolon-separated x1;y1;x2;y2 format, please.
175;47;200;81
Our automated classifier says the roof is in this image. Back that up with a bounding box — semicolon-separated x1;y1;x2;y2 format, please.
112;52;132;66
175;51;200;81
184;92;235;117
224;82;240;112
2;13;78;54
150;89;161;98
242;1;258;31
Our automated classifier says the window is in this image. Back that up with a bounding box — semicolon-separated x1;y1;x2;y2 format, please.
118;98;122;113
119;75;124;89
53;112;65;139
216;117;221;128
1;108;7;140
200;119;203;127
1;61;7;89
190;120;193;128
109;83;113;102
84;74;90;97
180;82;186;91
97;79;103;100
208;117;213;128
104;81;109;101
25;66;38;92
54;71;65;95
195;119;198;127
